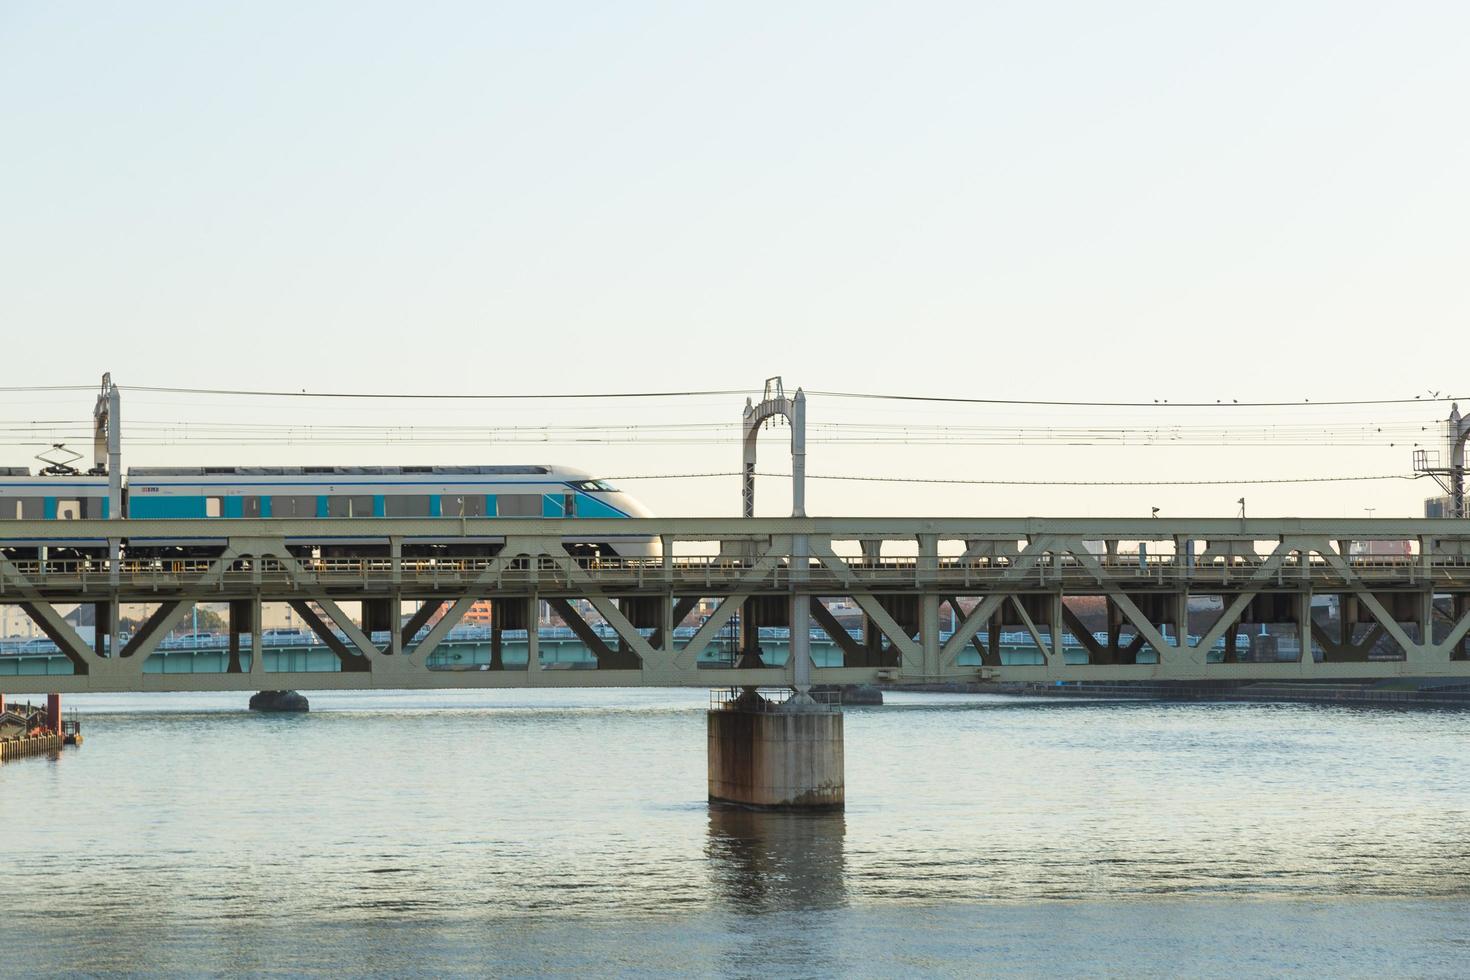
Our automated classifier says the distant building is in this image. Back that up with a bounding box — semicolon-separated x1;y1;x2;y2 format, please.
1426;495;1453;518
1350;539;1413;557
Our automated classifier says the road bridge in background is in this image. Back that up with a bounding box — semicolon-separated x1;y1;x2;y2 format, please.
3;516;1470;695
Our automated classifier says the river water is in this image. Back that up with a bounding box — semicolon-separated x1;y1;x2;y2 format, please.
2;690;1468;977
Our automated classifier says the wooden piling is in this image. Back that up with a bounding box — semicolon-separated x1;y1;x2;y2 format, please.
0;732;64;762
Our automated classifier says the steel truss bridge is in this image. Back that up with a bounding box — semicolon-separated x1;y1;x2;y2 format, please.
2;516;1470;695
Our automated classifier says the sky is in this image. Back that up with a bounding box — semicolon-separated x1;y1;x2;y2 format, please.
1;1;1466;518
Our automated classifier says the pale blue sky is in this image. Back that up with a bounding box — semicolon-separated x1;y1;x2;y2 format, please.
1;2;1465;517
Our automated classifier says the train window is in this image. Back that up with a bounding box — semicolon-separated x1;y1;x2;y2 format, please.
386;495;431;517
81;498;106;519
564;493;577;517
440;494;487;518
328;495;374;518
573;480;619;492
56;499;82;520
240;497;261;519
205;497;223;518
271;495;317;518
1;499;17;519
18;497;43;520
497;494;541;518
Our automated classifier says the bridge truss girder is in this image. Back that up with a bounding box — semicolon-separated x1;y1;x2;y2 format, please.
2;517;1470;694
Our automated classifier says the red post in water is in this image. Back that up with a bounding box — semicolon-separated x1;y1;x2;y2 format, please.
0;692;6;714
46;693;61;733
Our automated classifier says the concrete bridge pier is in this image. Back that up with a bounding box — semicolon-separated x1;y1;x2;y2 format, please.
707;691;844;810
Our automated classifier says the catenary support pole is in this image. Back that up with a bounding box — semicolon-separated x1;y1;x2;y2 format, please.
94;375;123;658
741;377;805;519
1450;403;1468;519
715;379;838;808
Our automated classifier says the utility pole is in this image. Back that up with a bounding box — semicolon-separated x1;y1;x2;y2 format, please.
93;373;121;515
93;373;122;656
1455;403;1468;520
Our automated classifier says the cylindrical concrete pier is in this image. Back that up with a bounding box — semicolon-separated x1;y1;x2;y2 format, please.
708;695;844;810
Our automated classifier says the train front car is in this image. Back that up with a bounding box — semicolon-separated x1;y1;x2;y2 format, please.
554;468;659;559
122;465;657;559
0;467;111;561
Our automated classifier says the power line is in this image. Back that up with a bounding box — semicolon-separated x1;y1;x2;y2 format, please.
14;383;1459;408
803;472;1418;487
123;385;753;400
810;389;1464;409
605;471;1419;487
0;416;1442;449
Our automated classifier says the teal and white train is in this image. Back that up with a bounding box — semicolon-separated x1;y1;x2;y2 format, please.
0;464;655;557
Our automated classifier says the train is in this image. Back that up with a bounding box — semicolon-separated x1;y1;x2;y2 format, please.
0;464;656;558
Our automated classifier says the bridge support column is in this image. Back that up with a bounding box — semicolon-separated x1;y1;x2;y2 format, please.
250;597;264;676
526;594;540;671
94;601;114;658
708;694;843;810
1297;593;1315;664
228;599;252;673
388;594;403;656
363;599;396;640
1455;595;1470;661
921;594;941;680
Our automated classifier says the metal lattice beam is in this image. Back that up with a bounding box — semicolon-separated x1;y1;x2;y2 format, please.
4;515;1470;693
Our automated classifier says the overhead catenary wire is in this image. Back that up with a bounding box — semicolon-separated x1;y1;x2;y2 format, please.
810;390;1466;408
0;416;1447;449
602;471;1421;487
121;385;755;400
10;382;1462;408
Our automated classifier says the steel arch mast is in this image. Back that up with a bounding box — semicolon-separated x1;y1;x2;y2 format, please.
741;377;806;519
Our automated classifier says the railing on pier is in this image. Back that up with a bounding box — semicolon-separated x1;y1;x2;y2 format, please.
711;687;842;712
